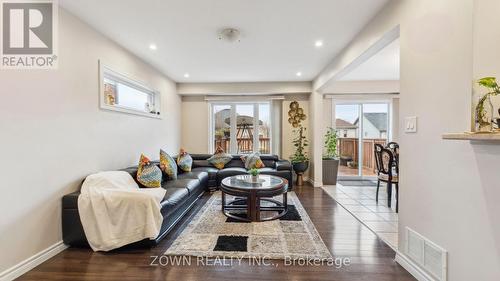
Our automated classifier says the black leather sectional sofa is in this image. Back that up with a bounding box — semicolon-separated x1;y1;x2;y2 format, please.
62;154;292;248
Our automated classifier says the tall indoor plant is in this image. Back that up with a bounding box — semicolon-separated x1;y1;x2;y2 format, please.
288;101;309;185
322;127;340;185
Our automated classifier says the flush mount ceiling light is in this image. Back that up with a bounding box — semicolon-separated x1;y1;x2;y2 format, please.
183;73;190;78
296;72;302;77
315;40;323;48
218;28;241;43
149;44;157;50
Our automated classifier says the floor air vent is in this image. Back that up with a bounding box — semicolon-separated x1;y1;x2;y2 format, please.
405;227;447;281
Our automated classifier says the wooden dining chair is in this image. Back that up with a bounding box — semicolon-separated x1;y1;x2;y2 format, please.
387;141;399;159
374;144;399;212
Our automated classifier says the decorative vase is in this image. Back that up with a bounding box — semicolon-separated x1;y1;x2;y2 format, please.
475;94;494;132
251;175;258;182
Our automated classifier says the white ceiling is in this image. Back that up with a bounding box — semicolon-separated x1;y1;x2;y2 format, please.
60;0;389;83
339;38;400;81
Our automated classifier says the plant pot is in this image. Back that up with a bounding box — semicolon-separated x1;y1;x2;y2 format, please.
322;158;339;185
292;161;309;173
292;161;309;186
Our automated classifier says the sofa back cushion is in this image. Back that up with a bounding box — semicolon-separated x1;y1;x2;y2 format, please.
190;154;279;169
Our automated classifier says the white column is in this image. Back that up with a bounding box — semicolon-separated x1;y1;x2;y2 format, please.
309;90;323;187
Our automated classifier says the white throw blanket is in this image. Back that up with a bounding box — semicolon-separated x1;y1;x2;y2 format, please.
78;171;166;251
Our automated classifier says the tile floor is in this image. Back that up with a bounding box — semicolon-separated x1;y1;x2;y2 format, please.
322;181;399;249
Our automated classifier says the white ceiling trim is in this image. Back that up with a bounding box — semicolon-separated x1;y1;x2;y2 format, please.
177;82;312;96
323;80;399;94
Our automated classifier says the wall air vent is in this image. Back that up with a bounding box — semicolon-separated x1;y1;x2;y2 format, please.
405;227;448;281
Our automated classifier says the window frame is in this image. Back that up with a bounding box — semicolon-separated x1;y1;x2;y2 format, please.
209;101;272;154
99;61;161;119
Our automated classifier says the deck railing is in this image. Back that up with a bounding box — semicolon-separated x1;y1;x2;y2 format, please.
215;137;270;154
337;138;387;172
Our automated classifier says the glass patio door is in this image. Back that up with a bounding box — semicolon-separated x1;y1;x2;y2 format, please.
334;102;390;179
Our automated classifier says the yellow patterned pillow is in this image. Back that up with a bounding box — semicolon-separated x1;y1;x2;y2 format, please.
160;150;177;180
208;151;232;169
177;148;193;172
241;152;265;170
137;154;162;188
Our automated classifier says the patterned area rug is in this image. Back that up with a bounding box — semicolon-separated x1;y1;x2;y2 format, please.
165;192;332;260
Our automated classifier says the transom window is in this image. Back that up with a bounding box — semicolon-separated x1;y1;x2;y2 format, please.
99;62;161;118
210;102;271;154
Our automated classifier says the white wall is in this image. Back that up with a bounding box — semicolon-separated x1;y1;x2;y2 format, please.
315;1;500;280
0;9;181;275
181;96;210;153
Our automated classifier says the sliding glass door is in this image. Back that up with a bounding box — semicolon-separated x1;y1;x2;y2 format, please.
211;102;272;154
334;102;390;178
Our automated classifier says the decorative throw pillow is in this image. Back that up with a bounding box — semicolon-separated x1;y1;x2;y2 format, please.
160;149;177;180
137;154;162;188
177;148;193;172
241;152;265;170
208;147;232;169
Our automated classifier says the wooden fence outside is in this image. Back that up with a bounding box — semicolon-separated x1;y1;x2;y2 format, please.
338;138;387;172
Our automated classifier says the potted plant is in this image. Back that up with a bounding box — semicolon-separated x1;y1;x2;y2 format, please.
322;127;340;185
248;168;260;182
290;125;309;185
475;77;500;132
288;101;309;185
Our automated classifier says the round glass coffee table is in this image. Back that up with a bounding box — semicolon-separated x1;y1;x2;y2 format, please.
220;175;288;222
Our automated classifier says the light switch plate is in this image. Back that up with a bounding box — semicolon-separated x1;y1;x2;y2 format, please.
405;116;417;133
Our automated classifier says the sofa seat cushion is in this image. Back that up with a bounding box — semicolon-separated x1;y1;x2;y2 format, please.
160;187;189;210
163;178;203;195
177;170;209;183
218;167;248;178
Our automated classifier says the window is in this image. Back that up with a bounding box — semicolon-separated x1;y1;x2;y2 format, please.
100;62;161;118
210;102;272;154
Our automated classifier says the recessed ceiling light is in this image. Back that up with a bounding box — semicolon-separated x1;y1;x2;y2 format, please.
149;44;157;50
315;40;323;47
296;72;302;77
184;73;190;78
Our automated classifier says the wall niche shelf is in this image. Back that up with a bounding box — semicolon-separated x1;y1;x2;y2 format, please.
442;132;500;141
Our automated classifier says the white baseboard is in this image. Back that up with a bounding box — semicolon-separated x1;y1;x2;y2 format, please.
305;177;322;187
395;251;437;281
0;241;68;281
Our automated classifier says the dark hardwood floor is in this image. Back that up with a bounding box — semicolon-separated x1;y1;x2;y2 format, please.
18;184;415;281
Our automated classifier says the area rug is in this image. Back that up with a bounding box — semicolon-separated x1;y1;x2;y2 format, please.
164;192;332;260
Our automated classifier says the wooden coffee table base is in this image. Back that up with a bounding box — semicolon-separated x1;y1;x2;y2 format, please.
221;191;288;222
